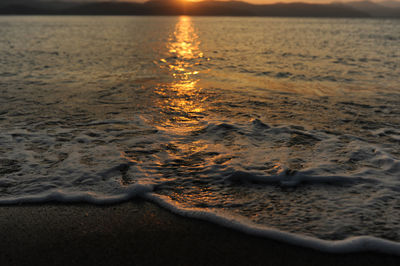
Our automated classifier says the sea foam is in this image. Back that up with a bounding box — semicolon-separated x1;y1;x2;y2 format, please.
146;193;400;256
1;185;399;256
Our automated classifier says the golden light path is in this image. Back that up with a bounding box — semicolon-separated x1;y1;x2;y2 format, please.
121;16;287;206
122;16;212;166
156;16;206;134
154;17;241;206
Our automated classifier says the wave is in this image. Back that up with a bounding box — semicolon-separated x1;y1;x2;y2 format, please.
146;193;400;256
0;184;399;256
225;169;375;187
0;184;154;205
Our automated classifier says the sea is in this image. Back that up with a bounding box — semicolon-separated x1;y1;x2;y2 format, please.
1;16;400;254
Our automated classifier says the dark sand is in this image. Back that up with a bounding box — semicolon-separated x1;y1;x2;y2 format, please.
0;200;399;266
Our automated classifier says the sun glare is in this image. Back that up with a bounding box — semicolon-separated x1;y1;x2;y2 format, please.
154;16;208;135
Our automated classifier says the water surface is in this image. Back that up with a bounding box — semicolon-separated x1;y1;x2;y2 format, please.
1;16;400;244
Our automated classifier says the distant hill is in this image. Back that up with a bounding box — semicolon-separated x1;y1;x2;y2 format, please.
0;0;371;17
379;0;400;8
346;0;400;17
0;0;396;18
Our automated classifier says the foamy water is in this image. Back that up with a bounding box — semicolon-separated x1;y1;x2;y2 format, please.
1;16;400;254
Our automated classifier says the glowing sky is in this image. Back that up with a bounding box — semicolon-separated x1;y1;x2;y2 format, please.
129;0;394;3
132;0;395;4
5;0;398;8
32;0;399;4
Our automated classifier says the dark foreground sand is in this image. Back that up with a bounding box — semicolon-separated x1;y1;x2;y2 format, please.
0;200;399;266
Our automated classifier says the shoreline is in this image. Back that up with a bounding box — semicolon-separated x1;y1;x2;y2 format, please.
0;200;399;266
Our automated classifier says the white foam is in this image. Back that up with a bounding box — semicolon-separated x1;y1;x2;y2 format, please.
226;169;371;187
0;186;399;255
0;184;154;205
145;193;400;256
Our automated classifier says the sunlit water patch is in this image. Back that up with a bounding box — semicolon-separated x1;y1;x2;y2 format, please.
1;16;400;249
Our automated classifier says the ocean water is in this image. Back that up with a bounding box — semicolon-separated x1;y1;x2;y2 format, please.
1;16;400;253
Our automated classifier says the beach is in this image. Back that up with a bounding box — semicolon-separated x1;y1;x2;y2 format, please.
0;201;399;266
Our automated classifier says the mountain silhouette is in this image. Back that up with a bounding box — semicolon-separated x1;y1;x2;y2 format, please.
1;0;398;18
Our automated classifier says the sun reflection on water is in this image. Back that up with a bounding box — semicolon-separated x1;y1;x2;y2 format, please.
155;16;208;134
152;16;224;206
122;16;210;168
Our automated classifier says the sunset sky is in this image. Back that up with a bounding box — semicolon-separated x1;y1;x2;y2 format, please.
120;0;394;3
116;0;392;3
127;0;355;3
19;0;399;4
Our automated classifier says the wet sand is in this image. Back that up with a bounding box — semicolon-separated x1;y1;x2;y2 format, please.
0;200;399;266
